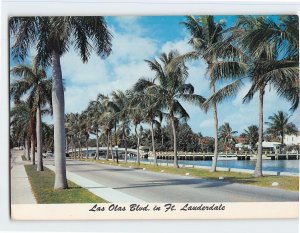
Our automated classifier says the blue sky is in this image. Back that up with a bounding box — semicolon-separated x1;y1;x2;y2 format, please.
10;16;299;137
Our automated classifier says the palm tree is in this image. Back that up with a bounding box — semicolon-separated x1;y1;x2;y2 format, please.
202;16;299;177
10;62;52;171
111;90;131;163
236;16;299;177
265;111;298;145
10;16;112;189
127;92;145;166
218;122;238;154
10;101;34;161
242;125;259;150
43;123;54;154
180;16;247;172
134;51;206;168
86;94;108;160
132;81;163;166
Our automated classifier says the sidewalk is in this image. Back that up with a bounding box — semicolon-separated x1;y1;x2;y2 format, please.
11;149;37;204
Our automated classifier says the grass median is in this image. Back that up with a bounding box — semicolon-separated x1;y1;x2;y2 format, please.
82;158;299;191
24;165;107;204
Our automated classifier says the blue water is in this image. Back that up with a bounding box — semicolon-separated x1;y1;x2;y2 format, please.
130;158;299;173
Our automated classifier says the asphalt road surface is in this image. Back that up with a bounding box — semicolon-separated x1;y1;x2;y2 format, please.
44;158;299;202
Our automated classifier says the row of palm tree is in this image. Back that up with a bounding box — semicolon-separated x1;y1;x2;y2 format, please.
179;15;299;176
9;16;298;191
10;16;113;189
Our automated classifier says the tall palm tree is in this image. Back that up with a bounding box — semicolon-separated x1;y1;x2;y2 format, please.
10;16;112;189
218;122;238;154
265;111;298;145
242;125;259;150
134;51;206;168
236;16;298;177
202;16;299;177
10;62;52;171
181;16;247;172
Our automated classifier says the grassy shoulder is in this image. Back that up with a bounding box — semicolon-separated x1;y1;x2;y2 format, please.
83;158;299;191
21;155;27;161
24;165;107;204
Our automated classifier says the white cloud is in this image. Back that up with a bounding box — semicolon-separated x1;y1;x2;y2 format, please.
113;16;143;35
161;37;193;55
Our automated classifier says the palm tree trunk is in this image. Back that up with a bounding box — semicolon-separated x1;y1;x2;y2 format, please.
31;135;35;165
36;105;43;171
96;129;99;160
71;140;74;159
110;132;114;161
210;83;219;172
25;137;31;161
135;125;140;165
280;132;284;146
171;117;179;168
254;87;264;177
150;121;157;166
52;51;68;189
124;137;128;163
106;132;109;160
86;139;89;159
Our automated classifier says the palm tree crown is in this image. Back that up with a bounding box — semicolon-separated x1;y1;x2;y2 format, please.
134;50;205;167
265;111;298;145
218;122;238;153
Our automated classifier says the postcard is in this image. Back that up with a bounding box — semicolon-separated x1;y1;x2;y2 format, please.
8;14;299;221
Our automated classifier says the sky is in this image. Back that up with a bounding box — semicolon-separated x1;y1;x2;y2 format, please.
10;16;299;137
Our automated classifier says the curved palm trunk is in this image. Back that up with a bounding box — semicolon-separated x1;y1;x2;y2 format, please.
254;88;264;177
210;83;219;172
134;125;140;165
95;129;99;160
52;51;68;189
150;121;157;166
171;117;179;168
36;106;43;171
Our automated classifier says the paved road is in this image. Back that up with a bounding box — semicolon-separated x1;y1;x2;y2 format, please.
44;158;298;202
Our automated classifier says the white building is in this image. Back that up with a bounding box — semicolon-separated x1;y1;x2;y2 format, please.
284;133;300;146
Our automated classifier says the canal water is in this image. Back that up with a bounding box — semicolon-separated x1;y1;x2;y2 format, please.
139;158;299;173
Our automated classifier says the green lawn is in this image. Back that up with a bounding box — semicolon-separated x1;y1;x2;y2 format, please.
24;165;107;204
84;159;299;191
21;155;27;161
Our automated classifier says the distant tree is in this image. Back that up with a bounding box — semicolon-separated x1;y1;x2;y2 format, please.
242;125;259;149
218;122;238;153
265;111;298;145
